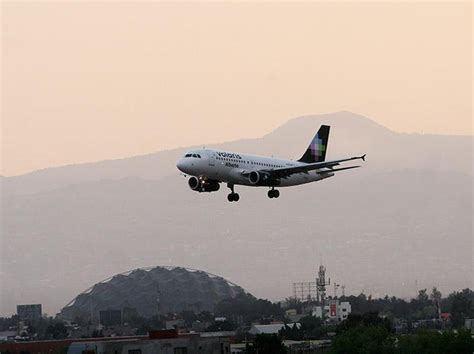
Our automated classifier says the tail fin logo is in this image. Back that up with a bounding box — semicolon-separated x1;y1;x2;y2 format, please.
298;125;330;163
310;136;326;160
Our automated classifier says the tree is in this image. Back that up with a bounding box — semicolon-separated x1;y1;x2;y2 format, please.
0;315;19;331
179;310;197;326
299;315;325;339
331;324;394;354
430;287;442;303
205;320;235;332
279;323;303;341
448;289;474;327
283;297;303;313
45;322;68;339
396;329;474;354
215;293;284;324
248;334;286;354
417;289;429;303
337;312;392;334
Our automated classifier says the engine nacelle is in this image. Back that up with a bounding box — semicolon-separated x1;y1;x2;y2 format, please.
188;177;220;192
188;176;200;190
248;171;261;185
248;171;276;186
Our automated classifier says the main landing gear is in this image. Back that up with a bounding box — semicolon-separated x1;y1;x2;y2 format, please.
268;188;280;199
227;183;240;202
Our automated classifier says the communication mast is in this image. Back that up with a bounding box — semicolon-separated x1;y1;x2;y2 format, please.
316;264;330;305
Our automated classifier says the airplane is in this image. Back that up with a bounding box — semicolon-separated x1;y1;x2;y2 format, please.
176;125;365;202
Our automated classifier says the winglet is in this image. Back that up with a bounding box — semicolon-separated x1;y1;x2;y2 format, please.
361;154;366;161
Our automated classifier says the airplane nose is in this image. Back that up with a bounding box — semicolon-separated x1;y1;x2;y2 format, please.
176;159;185;172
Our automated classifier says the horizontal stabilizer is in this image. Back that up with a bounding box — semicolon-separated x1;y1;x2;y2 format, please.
318;165;360;174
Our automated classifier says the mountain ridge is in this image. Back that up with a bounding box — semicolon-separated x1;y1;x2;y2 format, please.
2;111;473;196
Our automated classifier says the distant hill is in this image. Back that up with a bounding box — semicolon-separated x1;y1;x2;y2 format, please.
1;112;473;316
2;111;472;196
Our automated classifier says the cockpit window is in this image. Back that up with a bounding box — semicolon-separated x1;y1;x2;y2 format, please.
185;153;202;158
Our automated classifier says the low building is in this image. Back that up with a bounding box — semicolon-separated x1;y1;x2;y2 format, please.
67;332;230;354
248;323;301;335
0;330;231;354
312;300;351;323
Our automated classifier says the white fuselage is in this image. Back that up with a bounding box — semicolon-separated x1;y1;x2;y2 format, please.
176;149;334;187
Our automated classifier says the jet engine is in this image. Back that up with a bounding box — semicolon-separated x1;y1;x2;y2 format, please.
188;177;220;192
248;171;276;186
188;176;200;190
249;170;274;185
248;171;261;184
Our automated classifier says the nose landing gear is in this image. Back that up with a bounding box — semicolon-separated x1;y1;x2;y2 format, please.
227;183;240;202
268;188;280;199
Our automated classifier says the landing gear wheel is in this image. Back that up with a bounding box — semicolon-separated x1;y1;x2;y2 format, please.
227;193;240;202
227;183;239;202
268;189;280;199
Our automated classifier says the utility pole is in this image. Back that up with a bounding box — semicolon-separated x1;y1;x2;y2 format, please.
334;283;340;299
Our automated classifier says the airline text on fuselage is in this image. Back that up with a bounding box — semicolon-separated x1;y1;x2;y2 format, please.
216;152;242;159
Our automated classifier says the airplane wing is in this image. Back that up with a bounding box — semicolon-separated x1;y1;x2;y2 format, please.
255;154;366;179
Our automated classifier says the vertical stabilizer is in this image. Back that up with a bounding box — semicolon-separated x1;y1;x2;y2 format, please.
298;125;330;163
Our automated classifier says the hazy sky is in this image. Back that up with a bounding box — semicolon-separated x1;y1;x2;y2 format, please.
2;2;472;176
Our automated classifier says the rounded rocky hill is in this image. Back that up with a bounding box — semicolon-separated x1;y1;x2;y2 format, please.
59;266;246;321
